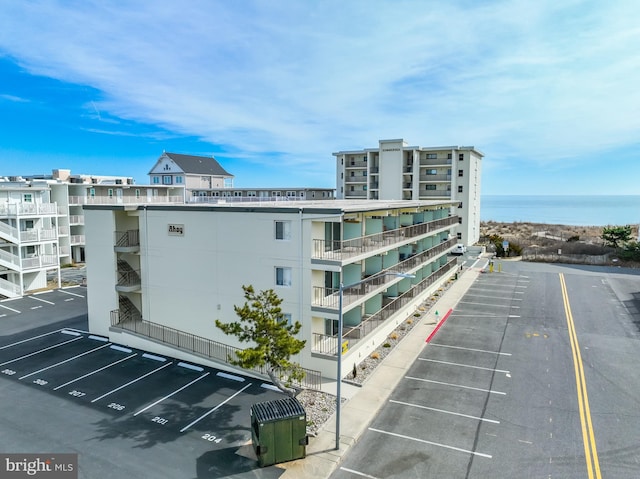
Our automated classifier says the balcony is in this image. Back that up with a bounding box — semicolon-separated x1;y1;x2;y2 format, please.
344;191;367;198
345;177;367;184
419;190;451;198
312;238;457;309
20;228;57;243
346;161;367;168
311;258;458;354
0;203;58;217
70;235;85;245
419;174;451;182
312;215;459;261
68;195;184;205
22;254;58;270
68;215;84;225
420;158;452;166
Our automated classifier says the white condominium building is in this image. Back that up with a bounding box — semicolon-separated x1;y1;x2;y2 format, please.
85;198;461;381
0;171;182;298
334;139;483;246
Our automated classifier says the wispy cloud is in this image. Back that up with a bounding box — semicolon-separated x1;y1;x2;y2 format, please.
0;0;638;191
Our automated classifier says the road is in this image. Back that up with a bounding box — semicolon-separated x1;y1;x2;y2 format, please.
331;260;640;478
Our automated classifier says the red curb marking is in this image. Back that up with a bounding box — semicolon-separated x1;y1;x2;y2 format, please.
426;308;453;343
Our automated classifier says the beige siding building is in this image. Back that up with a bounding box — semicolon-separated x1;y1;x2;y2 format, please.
85;199;460;379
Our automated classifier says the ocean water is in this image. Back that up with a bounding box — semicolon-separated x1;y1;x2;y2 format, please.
481;195;640;226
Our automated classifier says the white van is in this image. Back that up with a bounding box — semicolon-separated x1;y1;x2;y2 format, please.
451;244;467;255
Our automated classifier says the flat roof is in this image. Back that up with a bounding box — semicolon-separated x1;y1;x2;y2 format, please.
85;198;459;215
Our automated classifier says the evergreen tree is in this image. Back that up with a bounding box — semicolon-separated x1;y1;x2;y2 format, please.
601;225;632;248
215;285;306;396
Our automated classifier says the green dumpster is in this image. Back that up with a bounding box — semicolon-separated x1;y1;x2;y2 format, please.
251;397;308;467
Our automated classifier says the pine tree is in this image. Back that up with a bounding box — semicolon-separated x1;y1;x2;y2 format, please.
215;285;306;396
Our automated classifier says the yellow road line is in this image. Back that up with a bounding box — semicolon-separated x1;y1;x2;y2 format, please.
559;273;602;479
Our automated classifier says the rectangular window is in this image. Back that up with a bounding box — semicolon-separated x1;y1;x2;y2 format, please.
89;188;95;197
281;313;292;326
275;267;292;287
458;170;463;177
175;176;183;184
108;189;114;197
233;191;243;197
23;194;33;203
457;232;462;240
458;217;463;224
458;202;463;208
275;221;291;240
426;184;436;190
247;191;256;197
350;171;355;177
153;176;160;184
24;219;34;229
426;169;437;175
458;186;463;193
135;189;141;198
26;245;36;256
163;175;172;185
426;153;437;159
325;318;339;336
447;153;452;159
459;153;464;161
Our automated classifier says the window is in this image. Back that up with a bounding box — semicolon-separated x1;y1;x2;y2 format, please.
447;153;452;159
89;188;95;197
299;191;305;197
135;189;141;198
25;220;34;229
458;186;463;193
458;217;463;224
458;202;463;208
457;232;462;240
247;191;256;197
275;221;291;240
426;184;436;190
426;169;437;175
175;176;183;184
152;176;160;184
280;313;292;326
163;175;172;185
234;191;243;197
459;153;464;161
286;191;296;197
26;245;36;256
350;171;355;177
23;194;33;203
458;170;463;177
108;189;114;197
325;318;339;336
426;153;437;159
275;267;292;287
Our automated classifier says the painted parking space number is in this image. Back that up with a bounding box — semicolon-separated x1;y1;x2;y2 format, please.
1;369;16;376
151;416;168;425
69;390;86;397
108;402;125;411
202;434;222;443
33;378;48;386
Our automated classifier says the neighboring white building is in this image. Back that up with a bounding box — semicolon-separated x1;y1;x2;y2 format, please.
85;199;461;381
333;139;483;246
0;171;183;297
149;152;335;203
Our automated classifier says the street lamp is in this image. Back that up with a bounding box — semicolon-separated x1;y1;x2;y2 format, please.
335;271;415;450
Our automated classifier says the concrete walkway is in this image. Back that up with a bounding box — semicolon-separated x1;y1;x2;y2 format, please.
278;255;488;478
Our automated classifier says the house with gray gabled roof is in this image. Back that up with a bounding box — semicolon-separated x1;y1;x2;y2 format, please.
148;152;235;196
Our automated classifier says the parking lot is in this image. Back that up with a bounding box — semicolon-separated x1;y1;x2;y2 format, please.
0;287;287;478
332;267;524;478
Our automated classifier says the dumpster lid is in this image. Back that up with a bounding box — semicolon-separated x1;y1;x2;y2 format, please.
251;397;306;423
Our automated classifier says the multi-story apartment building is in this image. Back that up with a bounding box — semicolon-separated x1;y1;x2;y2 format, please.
149;152;335;202
333;139;483;246
0;171;183;297
85;198;460;379
0;178;60;298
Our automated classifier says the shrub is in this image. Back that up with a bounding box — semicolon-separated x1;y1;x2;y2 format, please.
370;351;380;359
389;332;398;340
383;342;391;348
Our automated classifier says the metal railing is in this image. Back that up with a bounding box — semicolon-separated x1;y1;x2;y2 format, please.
312;215;459;260
0;203;58;217
115;230;140;248
110;312;322;390
312;258;458;354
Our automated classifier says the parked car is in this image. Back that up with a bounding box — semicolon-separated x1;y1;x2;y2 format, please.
451;244;467;255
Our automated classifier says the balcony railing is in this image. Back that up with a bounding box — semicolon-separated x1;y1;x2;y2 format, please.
311;258;458;354
346;161;367;168
312;216;459;261
69;215;84;225
312;238;457;309
419;191;451;197
68;195;184;205
115;230;140;248
419;174;451;182
22;254;58;270
110;313;322;391
420;158;452;166
0;203;58;217
20;228;57;243
70;235;85;245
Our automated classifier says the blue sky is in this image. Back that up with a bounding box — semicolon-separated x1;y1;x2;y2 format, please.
1;1;639;194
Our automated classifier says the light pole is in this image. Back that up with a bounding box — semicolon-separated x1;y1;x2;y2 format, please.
335;271;415;450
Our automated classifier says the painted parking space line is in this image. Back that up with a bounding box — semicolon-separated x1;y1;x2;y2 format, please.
0;329;65;350
58;289;85;298
133;372;211;416
180;382;252;433
369;428;492;458
418;358;510;374
90;361;174;403
406;376;506;395
30;296;55;305
458;301;519;308
429;343;512;356
389;399;500;424
0;337;82;367
0;303;21;314
53;353;138;390
339;467;380;479
18;343;112;379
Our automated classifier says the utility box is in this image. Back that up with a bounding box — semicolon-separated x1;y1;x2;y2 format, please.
251;397;308;467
